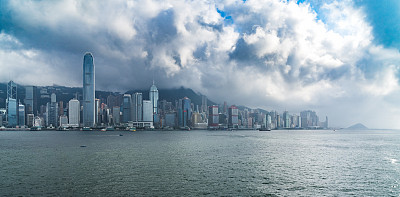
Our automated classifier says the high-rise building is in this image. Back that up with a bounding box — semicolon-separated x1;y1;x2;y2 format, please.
291;114;300;128
46;93;58;127
18;103;25;126
228;105;239;128
83;52;95;127
300;110;319;128
24;86;38;116
223;101;228;115
6;81;17;127
201;95;207;113
325;116;328;129
112;106;120;125
149;82;159;116
142;100;153;122
68;99;80;127
283;111;290;128
164;113;176;128
59;115;68;127
180;97;191;127
267;114;272;129
208;105;219;128
95;99;100;125
26;114;34;127
132;92;143;122
122;94;132;123
276;114;281;128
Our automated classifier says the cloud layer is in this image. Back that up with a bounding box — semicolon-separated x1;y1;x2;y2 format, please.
0;0;400;128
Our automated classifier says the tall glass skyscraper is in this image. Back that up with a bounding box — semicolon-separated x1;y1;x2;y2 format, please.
149;82;158;115
24;86;38;116
122;94;131;123
132;92;143;122
142;100;153;122
18;103;25;126
7;81;17;127
83;52;95;127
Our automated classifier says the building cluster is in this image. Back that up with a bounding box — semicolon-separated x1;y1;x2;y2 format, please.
0;53;328;130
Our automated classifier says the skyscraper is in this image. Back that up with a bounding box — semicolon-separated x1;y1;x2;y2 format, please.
132;92;143;122
46;93;58;127
228;105;239;128
112;106;120;125
83;52;95;127
180;97;191;127
122;94;131;123
283;111;290;128
95;98;100;125
68;99;80;127
149;82;159;116
208;105;219;128
6;81;17;127
18;103;25;126
142;100;153;122
24;86;38;116
201;95;207;113
300;110;319;128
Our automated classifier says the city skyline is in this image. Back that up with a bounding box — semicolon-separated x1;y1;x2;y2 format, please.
1;0;400;129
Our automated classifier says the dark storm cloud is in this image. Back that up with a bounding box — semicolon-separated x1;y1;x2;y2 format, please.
1;0;400;128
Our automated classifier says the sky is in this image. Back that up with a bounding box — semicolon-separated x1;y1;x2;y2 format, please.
1;0;400;129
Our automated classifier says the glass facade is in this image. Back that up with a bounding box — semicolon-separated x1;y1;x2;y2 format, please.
149;84;159;115
122;94;131;123
18;104;25;126
132;92;143;122
83;53;95;127
7;98;17;127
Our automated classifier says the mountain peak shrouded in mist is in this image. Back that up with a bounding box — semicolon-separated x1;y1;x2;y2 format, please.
347;123;369;130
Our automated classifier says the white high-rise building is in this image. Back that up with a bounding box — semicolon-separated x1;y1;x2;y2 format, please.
142;100;153;122
68;99;80;127
149;82;158;116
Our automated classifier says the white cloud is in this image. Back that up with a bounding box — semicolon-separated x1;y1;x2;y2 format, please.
1;0;400;128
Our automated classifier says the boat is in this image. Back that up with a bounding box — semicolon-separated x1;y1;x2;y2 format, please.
100;128;106;131
129;127;136;132
258;128;271;131
81;127;92;131
57;127;69;131
106;127;115;131
30;126;42;131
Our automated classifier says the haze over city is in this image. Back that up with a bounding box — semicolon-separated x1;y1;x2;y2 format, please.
1;0;400;128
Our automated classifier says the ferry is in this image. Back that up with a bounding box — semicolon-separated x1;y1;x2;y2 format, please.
106;127;115;131
258;128;271;131
129;127;136;132
30;126;42;131
81;127;92;131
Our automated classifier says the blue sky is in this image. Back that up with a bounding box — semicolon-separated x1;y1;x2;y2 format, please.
304;0;400;50
0;0;400;128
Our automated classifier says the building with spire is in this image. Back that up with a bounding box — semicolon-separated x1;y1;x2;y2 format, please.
6;81;17;127
82;52;95;127
149;81;159;117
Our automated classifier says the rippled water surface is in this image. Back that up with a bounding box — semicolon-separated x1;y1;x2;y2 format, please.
1;129;400;196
